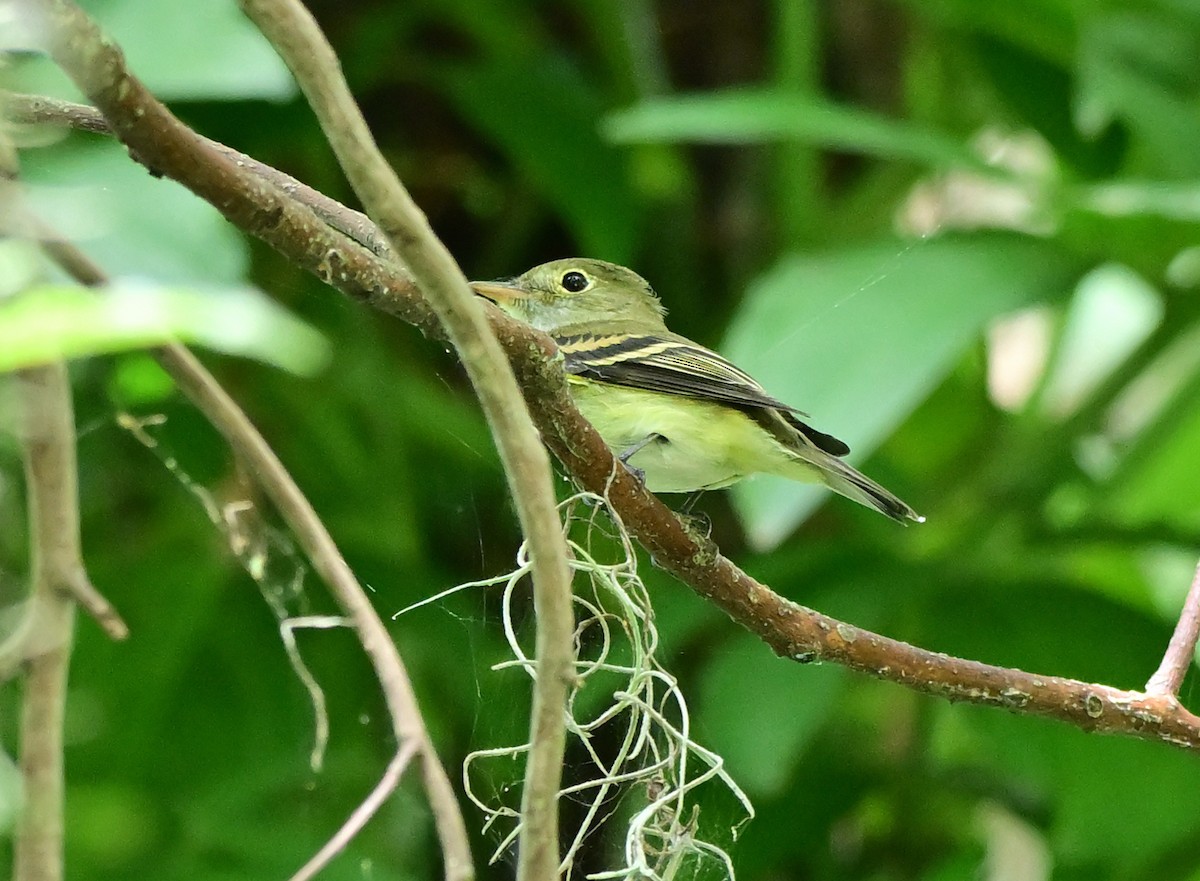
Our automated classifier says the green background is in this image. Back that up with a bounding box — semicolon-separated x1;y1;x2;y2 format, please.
4;0;1200;878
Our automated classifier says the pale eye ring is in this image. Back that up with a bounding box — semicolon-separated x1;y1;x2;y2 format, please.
561;271;590;293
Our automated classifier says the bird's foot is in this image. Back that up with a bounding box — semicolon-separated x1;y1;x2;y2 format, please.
617;434;662;487
624;463;647;485
677;510;712;542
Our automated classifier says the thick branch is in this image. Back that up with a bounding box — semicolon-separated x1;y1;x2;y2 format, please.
234;3;573;879
497;332;1200;749
14;27;1200;751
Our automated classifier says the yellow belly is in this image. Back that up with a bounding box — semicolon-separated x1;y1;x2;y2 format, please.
568;378;813;493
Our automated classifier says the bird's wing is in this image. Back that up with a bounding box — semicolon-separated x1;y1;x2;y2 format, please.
555;331;851;457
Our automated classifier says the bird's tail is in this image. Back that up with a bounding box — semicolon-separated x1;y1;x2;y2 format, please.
780;450;923;524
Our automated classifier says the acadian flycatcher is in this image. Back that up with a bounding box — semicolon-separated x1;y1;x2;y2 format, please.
472;258;921;523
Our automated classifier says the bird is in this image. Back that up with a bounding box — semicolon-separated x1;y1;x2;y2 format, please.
471;258;921;523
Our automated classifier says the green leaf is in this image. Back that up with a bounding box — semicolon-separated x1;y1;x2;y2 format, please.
108;353;178;405
604;89;987;171
1108;375;1200;529
0;280;327;374
9;0;295;102
724;234;1081;548
698;634;847;796
22;140;250;285
100;0;295;100
1077;10;1200;177
894;0;1077;67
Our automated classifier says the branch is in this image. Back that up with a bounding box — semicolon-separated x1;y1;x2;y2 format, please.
3;88;425;326
29;227;474;880
12;363;78;881
165;346;480;876
0;135;128;647
2;134;123;881
14;8;437;335
1146;559;1200;697
233;4;573;879
11;7;478;860
288;741;421;881
5;92;393;260
16;13;1200;754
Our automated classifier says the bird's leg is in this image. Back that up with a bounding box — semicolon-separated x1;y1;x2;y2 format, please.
617;434;662;485
678;510;712;542
678;492;712;539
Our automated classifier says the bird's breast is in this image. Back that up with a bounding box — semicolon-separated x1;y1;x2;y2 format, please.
566;378;796;493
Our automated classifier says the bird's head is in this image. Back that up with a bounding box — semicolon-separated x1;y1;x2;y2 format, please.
471;258;666;333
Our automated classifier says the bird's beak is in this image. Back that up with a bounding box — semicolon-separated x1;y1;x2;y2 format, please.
470;280;524;306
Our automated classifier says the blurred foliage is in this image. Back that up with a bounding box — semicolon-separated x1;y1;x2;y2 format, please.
4;0;1200;879
0;258;327;373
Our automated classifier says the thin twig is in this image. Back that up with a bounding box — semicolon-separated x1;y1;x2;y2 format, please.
31;229;473;878
0;157;128;644
12;363;78;881
160;346;478;875
288;740;422;881
1146;559;1200;696
0;544;125;677
3;131;123;881
18;6;1200;753
61;570;127;639
234;3;574;879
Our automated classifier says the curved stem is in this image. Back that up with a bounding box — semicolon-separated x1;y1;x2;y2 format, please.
234;3;574;878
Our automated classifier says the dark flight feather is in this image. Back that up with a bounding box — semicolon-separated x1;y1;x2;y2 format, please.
556;331;851;457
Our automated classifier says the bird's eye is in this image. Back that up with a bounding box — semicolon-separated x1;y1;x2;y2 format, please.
561;271;590;293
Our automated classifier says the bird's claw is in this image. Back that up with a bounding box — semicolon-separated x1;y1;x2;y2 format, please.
617;434;660;487
677;510;712;541
623;462;647;485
